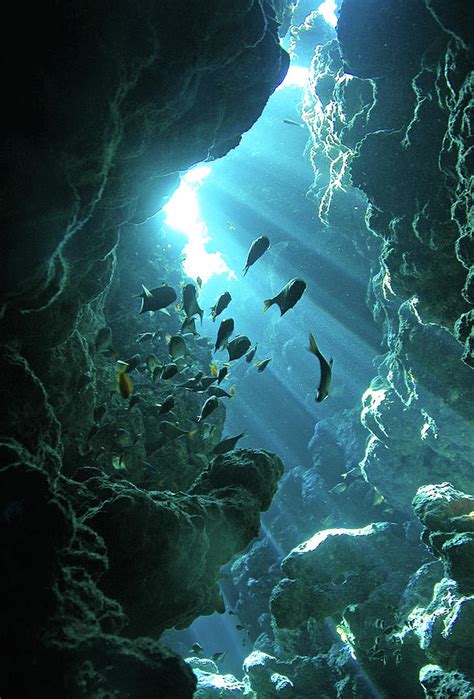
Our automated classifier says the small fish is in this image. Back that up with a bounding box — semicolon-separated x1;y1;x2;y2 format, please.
196;276;203;288
228;610;237;616
146;354;161;375
235;624;246;631
111;454;126;471
213;432;246;455
214;318;234;352
178;372;204;389
209;362;219;377
115;428;134;449
211;651;226;662
182;283;204;323
245;344;257;363
128;393;141;410
329;482;347;495
160;421;196;440
211;291;232;321
152;366;162;384
161;363;179;380
156;395;175;414
93;404;106;423
199;376;218;391
190;643;203;655
136;284;177;313
243;236;270;276
373;492;385;506
226;335;251;361
307;333;333;402
124;354;141;372
283;118;305;128
263;278;306;316
207;386;233;399
95;326;113;352
167;334;187;360
255;358;271;372
217;367;228;384
116;362;133;398
374;619;386;630
197;396;219;423
226;221;236;231
136;332;155;343
181;317;198;336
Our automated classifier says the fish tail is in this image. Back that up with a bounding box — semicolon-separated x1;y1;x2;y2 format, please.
263;299;273;314
307;333;320;357
242;266;248;277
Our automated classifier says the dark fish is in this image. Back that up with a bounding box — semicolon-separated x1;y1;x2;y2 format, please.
146;354;161;375
211;651;226;662
181;317;199;336
136;284;177;313
95;326;113;352
156;395;175;414
182;283;204;323
263;278;306;316
199;376;218;391
190;643;203;655
329;482;346;494
213;432;246;455
128;393;141;410
160;421;196;440
243;236;270;276
136;332;155;343
214;318;234;352
178;372;204;389
255;358;271;372
124;354;141;372
207;385;234;399
307;333;333;402
211;292;232;321
116;363;133;398
161;363;179;380
283;118;305;128
168;334;187;360
197;396;219;422
196;276;203;288
93;404;106;423
217;367;228;384
226;335;251;361
152;366;162;384
245;344;257;363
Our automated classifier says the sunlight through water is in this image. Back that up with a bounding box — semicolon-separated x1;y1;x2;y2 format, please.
163;166;236;285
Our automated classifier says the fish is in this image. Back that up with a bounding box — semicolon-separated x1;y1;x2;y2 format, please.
136;332;155;343
156;395;175;413
189;643;203;655
283;118;305;128
307;333;333;402
182;283;204;323
199;376;218;391
263;278;306;316
161;363;179;380
196;276;203;288
207;386;234;399
329;482;347;494
211;651;226;662
255;358;271;372
214;318;234;352
209;361;219;377
95;326;113;352
211;292;232;321
124;354;141;372
159;421;196;440
245;344;257;363
197;396;219;422
217;367;228;384
243;236;270;276
167;334;187;360
146;354;161;375
128;393;141;410
115;428;134;449
116;362;133;398
213;432;246;455
374;619;386;630
178;372;203;390
226;335;251;361
181;317;199;336
136;284;177;313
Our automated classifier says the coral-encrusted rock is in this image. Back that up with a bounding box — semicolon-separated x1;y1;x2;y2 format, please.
271;522;416;628
420;664;474;698
191;449;284;511
84;450;284;637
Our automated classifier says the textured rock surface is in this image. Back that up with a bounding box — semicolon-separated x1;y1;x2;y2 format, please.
420;664;474;699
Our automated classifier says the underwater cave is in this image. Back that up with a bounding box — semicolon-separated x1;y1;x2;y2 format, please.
1;0;473;697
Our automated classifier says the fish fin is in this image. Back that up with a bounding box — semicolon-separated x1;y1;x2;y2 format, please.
329;357;334;366
307;333;319;356
263;299;273;314
159;308;171;316
242;266;248;277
